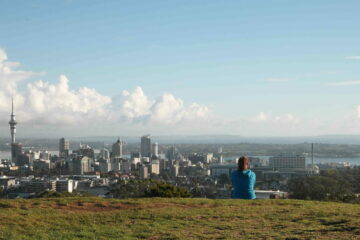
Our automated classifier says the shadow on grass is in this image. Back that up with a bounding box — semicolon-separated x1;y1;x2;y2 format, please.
0;203;13;208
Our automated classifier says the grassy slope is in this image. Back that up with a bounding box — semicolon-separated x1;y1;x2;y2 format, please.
0;198;359;240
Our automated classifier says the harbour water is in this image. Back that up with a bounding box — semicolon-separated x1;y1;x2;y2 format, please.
0;151;10;160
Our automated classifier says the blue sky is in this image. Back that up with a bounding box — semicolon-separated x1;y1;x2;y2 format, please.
0;0;360;136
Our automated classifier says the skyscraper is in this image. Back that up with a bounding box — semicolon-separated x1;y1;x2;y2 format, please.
141;135;151;158
139;164;148;179
59;138;69;157
153;142;159;157
11;143;22;165
112;138;123;158
100;148;110;160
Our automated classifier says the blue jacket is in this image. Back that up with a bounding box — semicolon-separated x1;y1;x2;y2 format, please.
231;170;256;199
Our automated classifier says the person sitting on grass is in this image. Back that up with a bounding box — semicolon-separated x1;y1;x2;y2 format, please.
231;156;256;199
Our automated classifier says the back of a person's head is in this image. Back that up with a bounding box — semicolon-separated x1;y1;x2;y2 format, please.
238;156;249;171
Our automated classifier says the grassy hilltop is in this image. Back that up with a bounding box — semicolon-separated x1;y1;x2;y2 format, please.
0;197;359;240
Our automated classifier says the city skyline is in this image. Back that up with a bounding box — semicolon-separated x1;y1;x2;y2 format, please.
1;1;360;137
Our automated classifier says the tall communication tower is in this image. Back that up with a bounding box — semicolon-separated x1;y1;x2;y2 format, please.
9;97;17;144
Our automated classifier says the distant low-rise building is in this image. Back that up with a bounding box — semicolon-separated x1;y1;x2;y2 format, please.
33;159;51;172
269;155;306;169
0;176;16;189
316;162;351;169
56;179;75;193
20;179;56;193
189;153;213;164
210;164;237;178
255;190;288;199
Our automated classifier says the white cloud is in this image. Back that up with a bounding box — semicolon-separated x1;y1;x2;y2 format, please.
0;49;7;62
208;112;305;136
344;56;360;60
254;112;299;124
121;86;151;119
328;81;360;86
357;106;360;119
119;87;210;125
255;112;269;121
0;49;210;132
2;48;360;137
24;75;112;125
0;49;112;126
0;48;45;113
265;78;292;83
150;94;185;123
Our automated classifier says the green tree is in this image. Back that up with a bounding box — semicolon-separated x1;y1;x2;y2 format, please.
217;174;231;187
288;169;357;203
110;179;191;198
145;181;191;198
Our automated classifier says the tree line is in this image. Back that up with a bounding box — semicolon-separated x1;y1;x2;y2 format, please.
288;167;360;203
110;179;192;198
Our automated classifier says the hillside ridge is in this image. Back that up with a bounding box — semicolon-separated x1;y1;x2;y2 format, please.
0;197;359;239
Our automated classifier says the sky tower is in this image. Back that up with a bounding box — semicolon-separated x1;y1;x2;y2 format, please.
9;97;21;164
9;97;17;144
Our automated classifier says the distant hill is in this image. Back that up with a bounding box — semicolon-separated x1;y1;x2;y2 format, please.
4;134;360;145
69;134;360;144
0;197;358;239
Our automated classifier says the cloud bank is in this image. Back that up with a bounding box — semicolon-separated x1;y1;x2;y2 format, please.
344;56;360;60
120;87;209;124
328;81;360;86
0;49;210;134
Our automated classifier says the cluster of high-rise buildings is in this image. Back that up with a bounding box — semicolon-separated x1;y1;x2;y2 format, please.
0;99;319;199
0;102;196;198
4;100;168;177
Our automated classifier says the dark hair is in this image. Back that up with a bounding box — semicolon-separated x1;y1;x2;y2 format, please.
238;156;249;171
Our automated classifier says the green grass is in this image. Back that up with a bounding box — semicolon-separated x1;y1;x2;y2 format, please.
0;197;359;239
